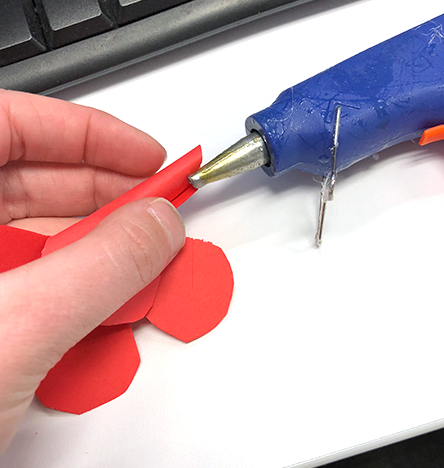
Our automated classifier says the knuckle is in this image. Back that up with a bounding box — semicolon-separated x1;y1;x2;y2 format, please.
114;218;168;286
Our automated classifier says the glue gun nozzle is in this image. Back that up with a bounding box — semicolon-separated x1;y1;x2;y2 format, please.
188;133;269;189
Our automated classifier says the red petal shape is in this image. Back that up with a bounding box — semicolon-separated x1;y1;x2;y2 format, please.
0;226;48;273
147;238;233;343
36;325;140;414
171;184;197;208
101;276;160;326
42;147;201;256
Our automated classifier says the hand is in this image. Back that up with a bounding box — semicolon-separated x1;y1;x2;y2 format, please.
0;90;185;454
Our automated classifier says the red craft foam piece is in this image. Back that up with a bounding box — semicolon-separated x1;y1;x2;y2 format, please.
147;238;233;343
101;276;161;326
0;226;48;273
42;146;202;256
0;150;234;415
171;184;198;208
36;325;140;414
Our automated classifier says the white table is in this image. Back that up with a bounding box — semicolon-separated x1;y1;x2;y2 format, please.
2;1;444;467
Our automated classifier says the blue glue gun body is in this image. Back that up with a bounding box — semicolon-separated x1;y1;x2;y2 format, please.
246;15;444;177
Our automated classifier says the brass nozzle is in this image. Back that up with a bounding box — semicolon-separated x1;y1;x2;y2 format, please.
188;133;269;189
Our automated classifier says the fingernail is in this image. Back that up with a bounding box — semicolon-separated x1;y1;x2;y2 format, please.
147;199;185;256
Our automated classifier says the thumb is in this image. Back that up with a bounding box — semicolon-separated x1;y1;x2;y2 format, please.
0;197;184;450
1;196;185;372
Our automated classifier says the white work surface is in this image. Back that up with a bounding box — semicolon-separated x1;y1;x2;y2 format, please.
2;0;444;467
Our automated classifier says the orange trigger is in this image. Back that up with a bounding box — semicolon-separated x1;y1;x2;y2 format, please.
419;124;444;146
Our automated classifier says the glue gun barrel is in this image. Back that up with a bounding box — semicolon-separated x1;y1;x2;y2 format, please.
188;133;269;189
191;13;444;189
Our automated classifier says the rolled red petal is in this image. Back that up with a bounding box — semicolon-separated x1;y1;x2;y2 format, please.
42;146;202;256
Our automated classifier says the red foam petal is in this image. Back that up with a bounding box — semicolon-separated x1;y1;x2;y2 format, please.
42;147;202;256
0;226;48;273
101;276;160;326
147;238;233;343
171;184;197;208
36;325;140;414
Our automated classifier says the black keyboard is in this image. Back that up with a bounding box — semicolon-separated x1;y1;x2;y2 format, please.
0;0;314;95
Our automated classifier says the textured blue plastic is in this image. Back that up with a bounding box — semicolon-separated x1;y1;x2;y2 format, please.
246;15;444;177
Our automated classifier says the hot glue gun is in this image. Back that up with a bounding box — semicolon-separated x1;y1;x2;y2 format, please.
189;14;444;245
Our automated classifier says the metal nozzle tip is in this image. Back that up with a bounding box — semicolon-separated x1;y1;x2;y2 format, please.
187;133;269;189
188;171;207;189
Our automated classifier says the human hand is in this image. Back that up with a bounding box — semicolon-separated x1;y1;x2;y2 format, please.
0;90;185;454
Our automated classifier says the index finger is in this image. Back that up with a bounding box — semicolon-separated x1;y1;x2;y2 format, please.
0;90;166;176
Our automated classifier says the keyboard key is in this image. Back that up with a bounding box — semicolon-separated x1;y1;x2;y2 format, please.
115;0;191;26
35;0;115;49
0;0;46;67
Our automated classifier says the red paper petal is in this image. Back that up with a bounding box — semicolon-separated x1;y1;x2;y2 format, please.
42;147;202;256
171;184;197;208
147;238;233;343
101;276;160;326
0;226;48;273
36;325;140;414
